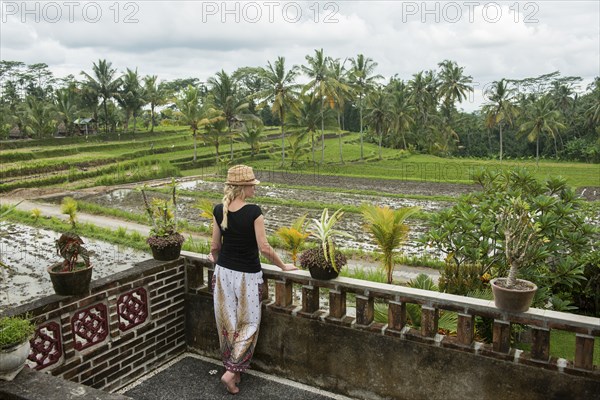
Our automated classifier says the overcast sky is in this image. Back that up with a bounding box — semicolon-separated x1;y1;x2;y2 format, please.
1;0;599;111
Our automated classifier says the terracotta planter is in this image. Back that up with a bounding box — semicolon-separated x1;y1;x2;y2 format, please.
0;340;30;381
47;263;93;296
150;242;182;261
490;278;537;313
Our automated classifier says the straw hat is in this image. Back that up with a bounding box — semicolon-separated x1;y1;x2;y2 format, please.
225;165;260;186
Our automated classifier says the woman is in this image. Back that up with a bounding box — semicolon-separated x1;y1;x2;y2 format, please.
210;164;296;395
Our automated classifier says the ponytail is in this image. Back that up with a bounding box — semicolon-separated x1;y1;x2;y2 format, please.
220;185;245;230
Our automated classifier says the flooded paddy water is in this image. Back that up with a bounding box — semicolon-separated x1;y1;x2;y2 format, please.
0;222;150;310
85;178;454;257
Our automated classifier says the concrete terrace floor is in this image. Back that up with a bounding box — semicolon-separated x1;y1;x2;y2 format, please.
119;354;356;400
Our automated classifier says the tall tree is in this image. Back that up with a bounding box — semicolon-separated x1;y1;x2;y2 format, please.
387;78;415;150
116;68;145;135
55;88;79;135
176;85;204;162
302;49;349;164
143;75;170;132
438;60;473;122
207;70;251;160
348;54;382;161
519;95;566;166
365;86;390;160
81;59;122;133
482;79;518;162
252;57;300;165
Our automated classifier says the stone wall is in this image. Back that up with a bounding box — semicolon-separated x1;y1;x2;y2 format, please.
184;256;600;400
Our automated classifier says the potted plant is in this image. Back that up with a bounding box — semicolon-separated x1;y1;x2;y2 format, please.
298;208;353;280
141;181;185;261
0;316;35;381
490;196;541;312
47;232;93;296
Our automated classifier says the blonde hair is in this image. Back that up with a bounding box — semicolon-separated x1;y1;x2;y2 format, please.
220;184;246;230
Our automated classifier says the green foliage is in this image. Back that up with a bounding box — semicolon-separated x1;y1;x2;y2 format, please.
360;204;420;284
139;180;180;237
60;196;78;228
276;214;310;266
424;167;598;309
0;316;35;348
439;260;488;295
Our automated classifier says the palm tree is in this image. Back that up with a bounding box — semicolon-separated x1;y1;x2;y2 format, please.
348;54;382;161
207;70;251;160
519;95;566;166
361;204;421;284
176;85;204;162
238;119;264;158
387;79;415;150
328;57;351;163
24;96;55;138
288;94;335;164
252;57;301;165
482;79;518;162
55;88;78;135
365;86;389;160
302;49;349;164
143;75;170;132
116;68;145;135
437;60;473;122
80;59;122;133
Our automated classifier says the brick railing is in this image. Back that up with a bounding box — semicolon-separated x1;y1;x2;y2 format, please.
0;258;187;395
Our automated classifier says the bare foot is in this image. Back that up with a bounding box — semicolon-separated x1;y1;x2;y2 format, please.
235;372;241;384
221;371;239;395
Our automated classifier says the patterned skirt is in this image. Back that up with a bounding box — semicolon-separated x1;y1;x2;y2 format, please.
212;265;263;372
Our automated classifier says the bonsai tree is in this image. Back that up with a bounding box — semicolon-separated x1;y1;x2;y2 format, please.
276;214;310;266
0;316;34;349
55;232;91;272
361;204;421;284
140;181;185;251
299;208;353;275
498;196;545;289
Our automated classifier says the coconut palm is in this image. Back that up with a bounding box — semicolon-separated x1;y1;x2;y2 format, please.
176;85;204;162
116;68;145;135
207;70;252;161
328;57;351;163
361;204;421;284
24;96;55;138
252;57;301;165
143;75;170;132
348;54;382;161
238;119;264;158
482;79;518;162
302;49;349;164
365;86;390;160
437;60;473;121
519;95;566;165
387;78;415;150
80;59;122;133
55;88;79;135
287;93;336;164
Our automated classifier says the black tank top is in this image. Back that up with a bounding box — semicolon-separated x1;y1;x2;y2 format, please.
213;203;262;273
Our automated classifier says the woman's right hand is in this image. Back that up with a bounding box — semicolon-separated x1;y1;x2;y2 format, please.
281;263;297;271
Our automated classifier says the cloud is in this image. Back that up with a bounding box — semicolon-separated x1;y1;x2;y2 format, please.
0;0;597;112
